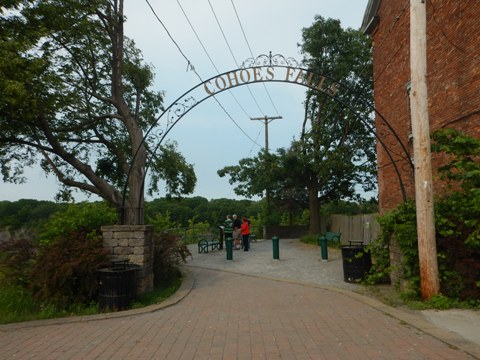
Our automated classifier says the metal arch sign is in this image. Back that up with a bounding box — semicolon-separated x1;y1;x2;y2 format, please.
122;52;412;222
203;64;339;98
143;53;348;151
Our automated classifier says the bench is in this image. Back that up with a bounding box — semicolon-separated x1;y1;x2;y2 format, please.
198;237;221;253
250;233;257;242
317;232;341;246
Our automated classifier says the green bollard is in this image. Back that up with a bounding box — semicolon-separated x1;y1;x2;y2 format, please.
272;236;280;259
320;236;328;261
226;237;233;260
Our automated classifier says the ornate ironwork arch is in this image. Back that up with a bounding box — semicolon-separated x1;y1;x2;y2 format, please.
122;53;413;223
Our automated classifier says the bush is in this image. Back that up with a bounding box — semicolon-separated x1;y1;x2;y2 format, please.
153;232;191;287
366;130;480;300
38;202;118;245
0;228;109;310
0;238;36;288
30;230;109;308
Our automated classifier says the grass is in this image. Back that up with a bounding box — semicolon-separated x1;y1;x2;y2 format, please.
0;275;183;325
299;233;342;249
131;276;182;309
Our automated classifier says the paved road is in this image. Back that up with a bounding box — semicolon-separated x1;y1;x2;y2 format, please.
0;239;479;359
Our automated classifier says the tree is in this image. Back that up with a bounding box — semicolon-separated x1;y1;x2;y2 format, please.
297;16;376;233
0;0;196;225
219;17;376;233
218;149;309;225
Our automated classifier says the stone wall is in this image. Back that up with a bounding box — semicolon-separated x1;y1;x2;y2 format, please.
101;225;154;294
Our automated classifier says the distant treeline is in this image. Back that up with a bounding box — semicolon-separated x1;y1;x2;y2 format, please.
0;197;377;231
0;197;263;231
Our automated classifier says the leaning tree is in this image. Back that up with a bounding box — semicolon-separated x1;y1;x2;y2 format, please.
0;0;196;224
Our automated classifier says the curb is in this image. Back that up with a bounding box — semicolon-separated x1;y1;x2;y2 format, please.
0;268;195;332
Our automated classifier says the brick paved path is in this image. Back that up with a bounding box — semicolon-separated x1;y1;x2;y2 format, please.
0;267;475;359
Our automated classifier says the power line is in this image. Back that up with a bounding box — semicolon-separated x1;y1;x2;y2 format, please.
230;0;281;116
176;0;252;119
144;0;193;72
144;0;261;148
207;0;266;116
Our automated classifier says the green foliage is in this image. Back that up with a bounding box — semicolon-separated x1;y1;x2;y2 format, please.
147;210;180;233
300;233;320;245
0;202;115;312
0;200;65;231
432;129;480;248
145;196;262;228
365;201;419;291
0;229;109;311
218;18;376;233
38;202;118;245
0;280;100;324
152;232;191;287
132;276;182;309
0;1;195;221
0;284;43;324
0;238;35;288
30;230;109;308
148;141;197;198
367;129;480;301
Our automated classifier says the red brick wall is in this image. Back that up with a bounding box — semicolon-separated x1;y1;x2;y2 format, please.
370;1;480;212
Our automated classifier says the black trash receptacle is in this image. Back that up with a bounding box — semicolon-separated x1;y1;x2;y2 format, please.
340;243;372;283
98;261;140;311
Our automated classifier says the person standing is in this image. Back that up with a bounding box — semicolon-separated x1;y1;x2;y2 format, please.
232;214;242;250
224;215;233;250
240;216;251;251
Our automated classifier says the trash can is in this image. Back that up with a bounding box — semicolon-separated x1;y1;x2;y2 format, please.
340;242;372;283
98;260;140;311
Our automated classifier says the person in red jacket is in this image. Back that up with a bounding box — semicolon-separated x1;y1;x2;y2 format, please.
240;216;251;251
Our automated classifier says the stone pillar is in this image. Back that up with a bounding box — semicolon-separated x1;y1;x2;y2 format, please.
101;225;154;294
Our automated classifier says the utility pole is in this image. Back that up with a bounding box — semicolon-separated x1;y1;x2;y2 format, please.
250;116;282;153
251;116;282;225
410;0;440;299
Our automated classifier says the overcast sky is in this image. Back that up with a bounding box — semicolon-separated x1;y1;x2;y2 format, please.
1;0;370;202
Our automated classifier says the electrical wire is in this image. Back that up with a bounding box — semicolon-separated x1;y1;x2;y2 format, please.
176;0;252;119
144;0;262;148
230;0;281;116
207;0;266;116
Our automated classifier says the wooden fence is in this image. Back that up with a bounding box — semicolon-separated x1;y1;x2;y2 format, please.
320;214;379;245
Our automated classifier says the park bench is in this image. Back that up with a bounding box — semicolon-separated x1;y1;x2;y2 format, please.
198;236;221;254
317;231;341;246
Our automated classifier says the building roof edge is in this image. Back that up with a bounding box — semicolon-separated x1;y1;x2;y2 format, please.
361;0;381;34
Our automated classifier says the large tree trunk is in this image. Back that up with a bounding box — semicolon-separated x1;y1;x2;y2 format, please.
123;125;146;225
109;0;146;225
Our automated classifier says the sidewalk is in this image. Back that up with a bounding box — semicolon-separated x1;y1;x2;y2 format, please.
0;238;479;359
185;238;480;357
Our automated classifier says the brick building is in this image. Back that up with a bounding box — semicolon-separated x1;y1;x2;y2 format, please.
362;0;480;212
